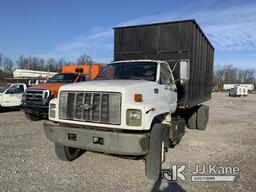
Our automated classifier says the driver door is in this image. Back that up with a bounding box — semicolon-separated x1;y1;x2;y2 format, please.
158;63;177;114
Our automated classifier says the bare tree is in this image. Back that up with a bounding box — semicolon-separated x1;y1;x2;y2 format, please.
47;58;59;72
17;55;27;69
213;67;224;89
223;65;238;84
238;69;255;84
0;55;14;79
213;64;256;90
0;54;3;70
77;54;93;65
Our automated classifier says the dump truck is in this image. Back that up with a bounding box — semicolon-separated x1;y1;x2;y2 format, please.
44;20;214;180
21;64;104;121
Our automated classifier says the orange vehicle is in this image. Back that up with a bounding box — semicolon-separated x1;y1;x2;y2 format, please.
21;64;104;121
61;64;103;80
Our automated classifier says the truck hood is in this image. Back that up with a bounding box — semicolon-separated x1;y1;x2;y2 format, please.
28;83;66;97
59;80;164;113
60;80;158;92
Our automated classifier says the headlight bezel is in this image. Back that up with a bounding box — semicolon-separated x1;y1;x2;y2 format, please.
49;103;56;118
126;109;142;126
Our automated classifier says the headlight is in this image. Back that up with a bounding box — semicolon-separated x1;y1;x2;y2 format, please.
126;109;142;126
44;90;51;99
50;103;56;109
49;103;56;118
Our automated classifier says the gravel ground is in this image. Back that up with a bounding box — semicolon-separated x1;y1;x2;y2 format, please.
0;92;255;192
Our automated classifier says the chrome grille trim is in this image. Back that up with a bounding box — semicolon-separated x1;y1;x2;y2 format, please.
24;89;50;105
59;91;121;125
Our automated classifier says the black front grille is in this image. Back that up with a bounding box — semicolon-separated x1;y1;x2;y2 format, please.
25;89;49;105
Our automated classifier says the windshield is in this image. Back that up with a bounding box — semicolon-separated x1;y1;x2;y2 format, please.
95;62;157;81
47;73;78;83
0;84;11;93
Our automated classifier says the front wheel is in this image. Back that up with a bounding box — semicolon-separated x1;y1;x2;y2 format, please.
54;143;86;161
145;123;162;180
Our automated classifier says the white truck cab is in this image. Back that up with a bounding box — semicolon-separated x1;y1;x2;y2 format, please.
47;60;178;130
0;83;27;108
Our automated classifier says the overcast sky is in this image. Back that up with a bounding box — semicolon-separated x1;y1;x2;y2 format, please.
0;0;255;69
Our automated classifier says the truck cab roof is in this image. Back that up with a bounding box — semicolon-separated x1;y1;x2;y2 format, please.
112;59;164;64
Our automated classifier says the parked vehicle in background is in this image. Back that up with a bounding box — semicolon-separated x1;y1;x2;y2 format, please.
21;64;104;121
0;83;27;108
44;20;214;180
62;64;104;80
229;88;237;97
3;69;57;89
13;69;57;80
12;69;58;86
224;84;254;92
229;85;248;97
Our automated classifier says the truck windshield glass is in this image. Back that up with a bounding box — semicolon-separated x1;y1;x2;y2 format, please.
0;84;11;93
47;73;78;83
95;62;157;81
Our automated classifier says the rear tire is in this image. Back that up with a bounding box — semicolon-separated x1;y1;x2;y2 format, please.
54;143;85;161
145;123;162;180
25;113;40;121
197;105;208;130
188;111;197;129
205;105;209;125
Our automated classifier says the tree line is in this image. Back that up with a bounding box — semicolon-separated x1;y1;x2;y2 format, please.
0;53;92;72
0;53;93;82
213;64;256;90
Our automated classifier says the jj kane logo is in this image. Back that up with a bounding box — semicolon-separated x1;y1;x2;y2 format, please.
162;163;240;182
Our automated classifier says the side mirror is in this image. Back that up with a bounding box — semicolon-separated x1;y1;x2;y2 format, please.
180;59;190;82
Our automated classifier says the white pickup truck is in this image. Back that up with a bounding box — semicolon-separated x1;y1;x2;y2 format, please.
0;83;27;108
43;20;214;180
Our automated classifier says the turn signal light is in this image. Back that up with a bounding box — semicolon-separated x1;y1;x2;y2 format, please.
134;94;143;102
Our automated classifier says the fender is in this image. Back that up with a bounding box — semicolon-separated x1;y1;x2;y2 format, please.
143;100;176;131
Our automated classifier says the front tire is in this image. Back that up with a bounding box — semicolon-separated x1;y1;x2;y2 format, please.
54;143;85;161
145;123;162;180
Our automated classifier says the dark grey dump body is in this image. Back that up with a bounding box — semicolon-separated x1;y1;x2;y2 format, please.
113;20;214;108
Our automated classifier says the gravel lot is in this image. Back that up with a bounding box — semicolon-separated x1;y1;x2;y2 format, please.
0;92;255;192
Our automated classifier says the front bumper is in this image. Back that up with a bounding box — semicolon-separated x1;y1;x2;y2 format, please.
44;121;149;156
21;104;49;116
